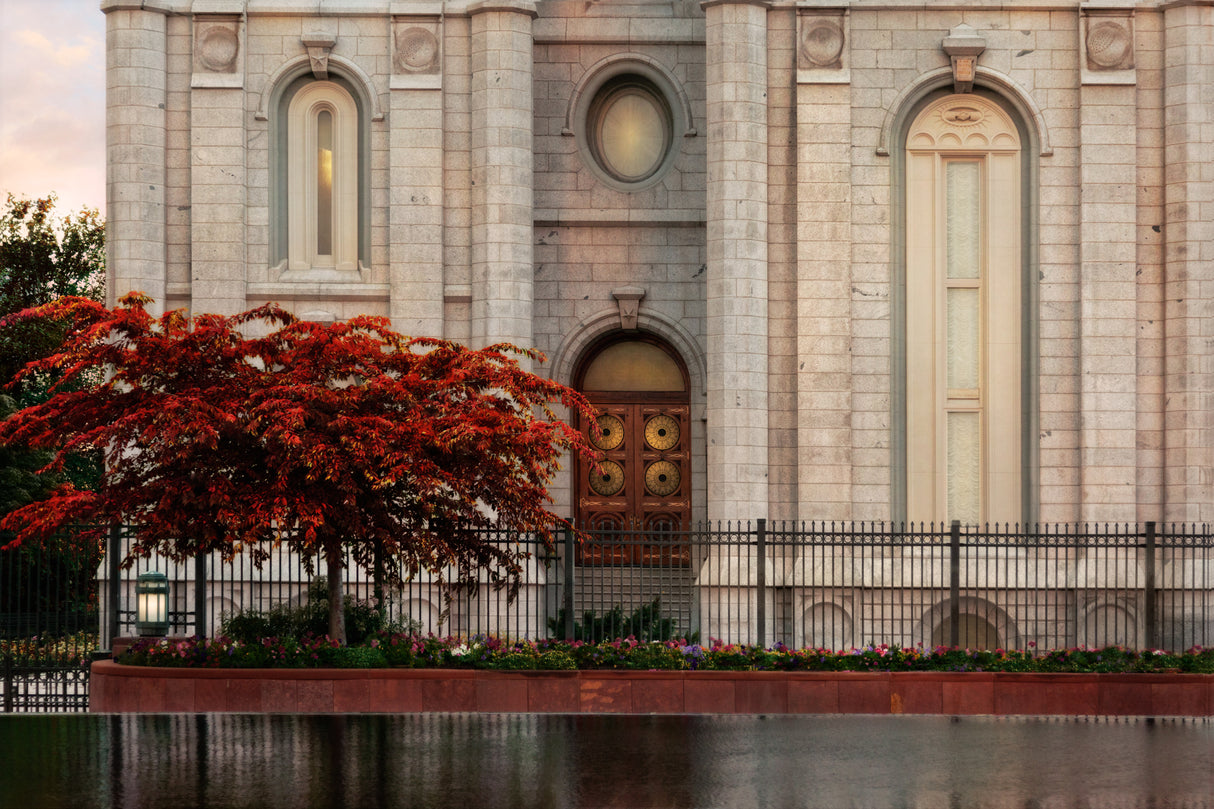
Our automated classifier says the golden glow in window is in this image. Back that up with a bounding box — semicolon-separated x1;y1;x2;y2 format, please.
599;91;665;180
317;109;333;256
588;77;673;184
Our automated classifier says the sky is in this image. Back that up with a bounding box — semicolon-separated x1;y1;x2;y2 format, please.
0;0;107;218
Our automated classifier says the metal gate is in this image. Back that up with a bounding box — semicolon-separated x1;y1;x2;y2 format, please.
1;530;101;712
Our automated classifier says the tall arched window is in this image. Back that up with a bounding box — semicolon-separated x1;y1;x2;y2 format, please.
285;81;359;272
904;94;1023;525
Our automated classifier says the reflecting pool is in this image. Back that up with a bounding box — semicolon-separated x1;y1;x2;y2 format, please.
0;714;1210;809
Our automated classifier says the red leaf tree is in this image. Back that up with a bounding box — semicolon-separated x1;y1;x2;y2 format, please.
0;293;598;643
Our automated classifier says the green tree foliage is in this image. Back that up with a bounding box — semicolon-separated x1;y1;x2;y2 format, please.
0;195;104;523
0;294;599;643
0;194;105;400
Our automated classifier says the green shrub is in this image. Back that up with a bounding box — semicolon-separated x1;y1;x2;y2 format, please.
624;642;686;670
321;645;388;668
538;650;577;670
219;578;416;645
492;650;541;670
546;598;693;643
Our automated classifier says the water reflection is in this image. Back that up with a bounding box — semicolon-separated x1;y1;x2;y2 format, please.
0;714;1210;809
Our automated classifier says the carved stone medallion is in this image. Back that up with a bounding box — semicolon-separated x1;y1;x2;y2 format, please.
1086;19;1133;71
196;22;239;73
395;27;439;73
800;19;845;69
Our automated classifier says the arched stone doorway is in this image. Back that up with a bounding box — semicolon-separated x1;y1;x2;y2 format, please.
575;335;691;564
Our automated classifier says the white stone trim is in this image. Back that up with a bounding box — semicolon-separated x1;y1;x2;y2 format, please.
877;66;1052;157
256;54;384;122
286;81;360;274
550;308;706;402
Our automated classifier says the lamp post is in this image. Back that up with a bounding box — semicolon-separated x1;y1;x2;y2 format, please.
135;571;171;637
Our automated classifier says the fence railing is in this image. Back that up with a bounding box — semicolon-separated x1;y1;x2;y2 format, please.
1;530;101;712
96;520;1214;654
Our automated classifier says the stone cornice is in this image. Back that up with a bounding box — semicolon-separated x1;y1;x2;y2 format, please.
466;0;538;17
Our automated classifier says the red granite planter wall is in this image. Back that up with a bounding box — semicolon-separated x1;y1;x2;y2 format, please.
89;661;1214;715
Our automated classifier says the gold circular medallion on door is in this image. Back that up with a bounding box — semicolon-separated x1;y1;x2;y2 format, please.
644;460;680;497
589;460;626;496
592;414;625;450
644;414;679;450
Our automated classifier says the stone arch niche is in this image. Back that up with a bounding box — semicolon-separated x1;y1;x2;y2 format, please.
925;596;1020;650
802;602;854;652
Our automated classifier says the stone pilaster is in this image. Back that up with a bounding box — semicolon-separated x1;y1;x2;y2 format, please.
1162;5;1214;522
1077;7;1138;522
795;8;852;520
469;0;536;352
389;13;445;337
703;0;770;522
103;1;171;313
189;12;246;316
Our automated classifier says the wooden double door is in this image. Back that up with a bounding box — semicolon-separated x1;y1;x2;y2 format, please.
576;398;691;565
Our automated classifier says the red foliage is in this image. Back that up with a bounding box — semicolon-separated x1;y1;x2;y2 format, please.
0;294;598;639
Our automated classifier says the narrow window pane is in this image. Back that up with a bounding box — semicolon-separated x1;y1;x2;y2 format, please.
317;110;333;256
947;411;980;523
946;162;980;280
947;287;980;391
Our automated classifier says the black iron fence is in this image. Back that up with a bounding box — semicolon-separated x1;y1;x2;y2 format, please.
4;520;1212;712
1;530;101;712
98;520;1214;655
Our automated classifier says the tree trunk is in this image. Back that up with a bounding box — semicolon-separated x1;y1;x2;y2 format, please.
325;544;347;645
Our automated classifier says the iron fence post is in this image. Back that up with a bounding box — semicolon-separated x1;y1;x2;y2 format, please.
757;519;767;650
194;549;207;639
106;525;122;650
1144;521;1157;650
564;524;575;642
949;520;961;649
3;654;12;713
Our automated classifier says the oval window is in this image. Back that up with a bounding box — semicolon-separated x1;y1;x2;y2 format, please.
587;76;673;185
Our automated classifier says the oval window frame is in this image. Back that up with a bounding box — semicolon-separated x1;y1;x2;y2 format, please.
571;58;689;193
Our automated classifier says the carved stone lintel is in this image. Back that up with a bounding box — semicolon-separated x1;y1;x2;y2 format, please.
300;310;337;325
612;286;646;331
301;33;337;80
942;24;986;94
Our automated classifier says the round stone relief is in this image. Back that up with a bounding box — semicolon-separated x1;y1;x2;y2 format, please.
395;27;439;73
1086;21;1132;70
801;20;845;68
198;26;239;73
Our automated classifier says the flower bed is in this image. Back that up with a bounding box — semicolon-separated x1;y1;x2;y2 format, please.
91;636;1214;715
115;634;1214;675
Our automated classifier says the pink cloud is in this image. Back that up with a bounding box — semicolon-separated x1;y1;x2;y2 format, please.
0;2;106;216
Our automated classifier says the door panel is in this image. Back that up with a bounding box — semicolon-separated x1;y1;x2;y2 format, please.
578;401;690;565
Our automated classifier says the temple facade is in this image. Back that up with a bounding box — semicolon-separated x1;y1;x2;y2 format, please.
103;0;1214;529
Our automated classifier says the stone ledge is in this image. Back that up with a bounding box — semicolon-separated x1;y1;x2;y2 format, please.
90;661;1214;716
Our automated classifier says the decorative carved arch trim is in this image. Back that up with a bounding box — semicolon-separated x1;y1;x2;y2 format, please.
877;66;1051;157
907;94;1021;153
256;54;384;122
551;307;706;403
